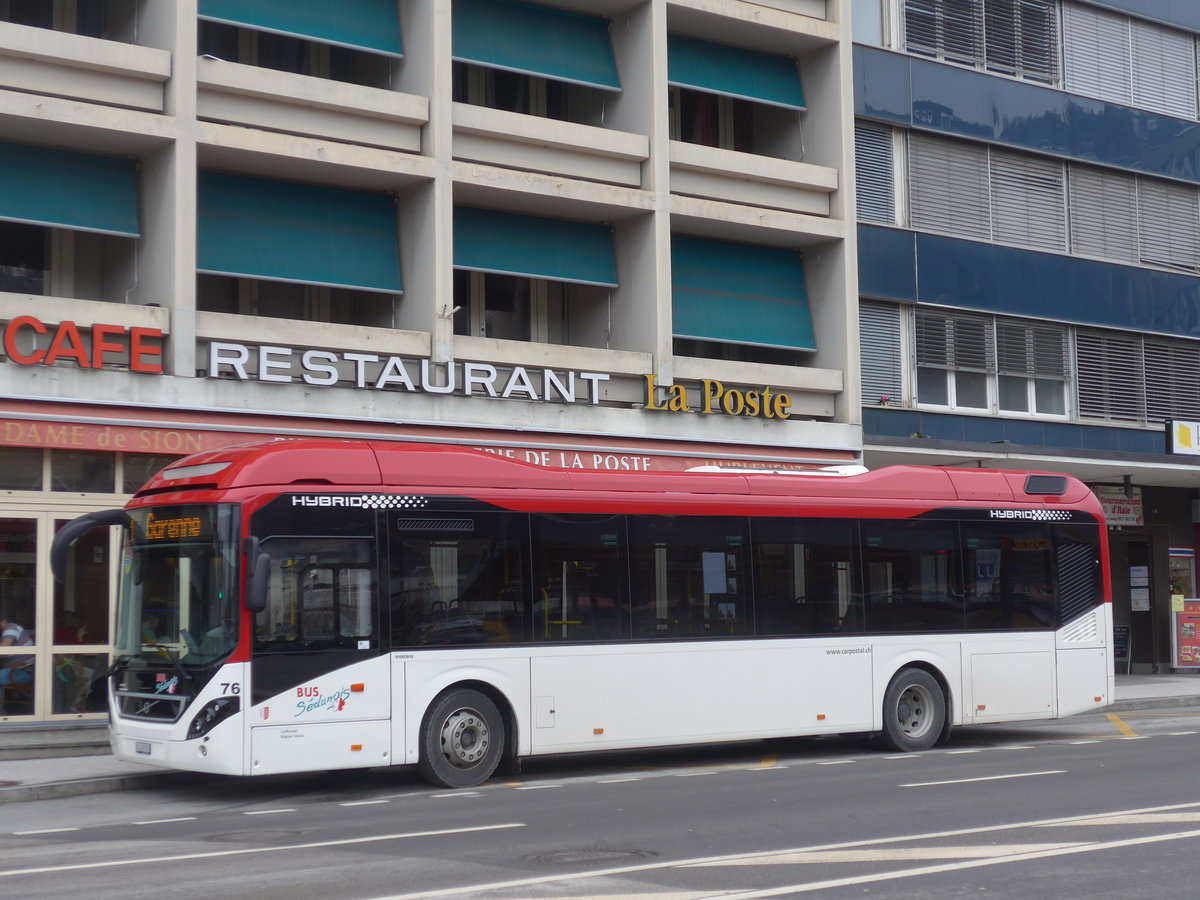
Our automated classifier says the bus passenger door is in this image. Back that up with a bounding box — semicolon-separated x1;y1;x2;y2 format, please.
248;535;391;775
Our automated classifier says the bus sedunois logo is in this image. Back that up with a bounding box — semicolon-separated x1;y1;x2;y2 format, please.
292;494;429;509
988;509;1072;521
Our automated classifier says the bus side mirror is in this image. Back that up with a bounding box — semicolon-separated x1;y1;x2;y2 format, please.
243;537;270;614
51;509;129;581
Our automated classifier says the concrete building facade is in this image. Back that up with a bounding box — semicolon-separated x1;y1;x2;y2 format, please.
0;1;857;721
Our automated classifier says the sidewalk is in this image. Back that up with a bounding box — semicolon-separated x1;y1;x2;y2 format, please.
1;674;1197;804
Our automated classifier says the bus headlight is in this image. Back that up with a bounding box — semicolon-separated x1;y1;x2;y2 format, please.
186;697;240;740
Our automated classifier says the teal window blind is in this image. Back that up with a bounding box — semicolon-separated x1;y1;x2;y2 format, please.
199;0;403;56
454;207;617;287
668;34;805;110
453;0;620;90
0;142;138;236
198;172;402;293
672;235;814;350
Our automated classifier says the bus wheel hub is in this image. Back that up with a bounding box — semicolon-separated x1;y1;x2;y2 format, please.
442;709;489;767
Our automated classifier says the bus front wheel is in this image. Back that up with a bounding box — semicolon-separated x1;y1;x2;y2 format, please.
418;688;505;788
880;667;945;752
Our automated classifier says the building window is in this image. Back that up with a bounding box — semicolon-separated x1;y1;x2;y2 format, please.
855;122;898;225
198;20;394;88
450;0;620;126
1062;2;1197;119
451;270;612;348
666;35;806;161
903;0;1059;84
914;309;1067;415
452;207;617;349
197;275;399;329
452;63;572;121
860;301;904;406
668;87;755;153
0;222;45;295
1076;329;1200;425
0;0;136;40
0;222;135;302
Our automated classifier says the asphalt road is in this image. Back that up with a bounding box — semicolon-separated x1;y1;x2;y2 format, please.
3;706;1199;899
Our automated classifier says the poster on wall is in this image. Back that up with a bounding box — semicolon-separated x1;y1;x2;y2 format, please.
1171;598;1200;669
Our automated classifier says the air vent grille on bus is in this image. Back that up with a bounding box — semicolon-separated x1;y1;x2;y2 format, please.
1060;608;1099;642
394;518;475;532
1058;542;1097;624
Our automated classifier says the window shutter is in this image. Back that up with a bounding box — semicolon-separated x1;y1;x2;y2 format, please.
1130;20;1197;119
1145;337;1200;423
1075;330;1146;423
1138;178;1200;272
860;301;904;405
986;0;1058;83
916;309;993;371
904;0;985;66
996;321;1066;377
989;149;1066;251
909;133;990;241
855;122;896;224
1062;2;1132;106
1068;165;1138;262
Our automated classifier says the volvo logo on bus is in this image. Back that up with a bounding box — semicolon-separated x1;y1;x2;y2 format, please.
988;509;1072;521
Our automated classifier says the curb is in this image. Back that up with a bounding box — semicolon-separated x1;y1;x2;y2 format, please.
0;770;210;805
1107;695;1200;713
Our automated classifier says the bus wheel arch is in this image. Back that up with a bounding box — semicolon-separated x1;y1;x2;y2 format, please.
417;681;515;788
879;663;950;752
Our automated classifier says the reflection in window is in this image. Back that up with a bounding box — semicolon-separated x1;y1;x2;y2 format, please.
256;538;375;650
752;518;860;635
53;520;110;645
0;448;42;490
51;450;115;493
390;513;527;647
531;514;628;642
862;520;964;632
964;522;1056;629
198;20;393;88
628;515;749;639
123;454;181;493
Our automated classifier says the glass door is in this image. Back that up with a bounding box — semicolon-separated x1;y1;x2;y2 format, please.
0;510;117;722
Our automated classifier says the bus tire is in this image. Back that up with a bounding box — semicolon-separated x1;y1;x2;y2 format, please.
880;667;944;752
418;688;505;789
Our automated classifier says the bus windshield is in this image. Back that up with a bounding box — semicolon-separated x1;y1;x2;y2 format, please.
115;504;240;667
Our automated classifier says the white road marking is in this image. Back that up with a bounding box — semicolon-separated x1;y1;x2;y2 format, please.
597;778;642;784
883;754;921;760
13;827;79;835
816;760;854;766
900;770;1065;788
1049;813;1200;826
361;801;1200;900
0;823;526;878
243;808;295;816
340;800;389;807
133;817;197;825
516;785;562;790
1168;731;1199;736
431;791;479;799
688;843;1086;865
944;749;979;754
1069;740;1101;745
674;772;717;778
705;827;1200;898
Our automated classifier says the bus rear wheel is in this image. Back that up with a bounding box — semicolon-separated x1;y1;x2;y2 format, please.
418;688;505;789
880;667;944;752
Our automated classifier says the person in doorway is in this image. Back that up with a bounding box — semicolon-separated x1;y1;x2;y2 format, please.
0;611;35;692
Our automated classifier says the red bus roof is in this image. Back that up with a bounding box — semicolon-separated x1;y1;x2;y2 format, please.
135;438;1100;512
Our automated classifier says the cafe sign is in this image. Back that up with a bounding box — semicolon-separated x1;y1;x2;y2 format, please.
2;315;163;373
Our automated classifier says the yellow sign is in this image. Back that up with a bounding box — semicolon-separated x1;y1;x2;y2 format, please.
642;375;792;420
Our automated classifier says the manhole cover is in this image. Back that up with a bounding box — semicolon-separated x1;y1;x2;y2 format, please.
530;849;656;865
208;831;303;843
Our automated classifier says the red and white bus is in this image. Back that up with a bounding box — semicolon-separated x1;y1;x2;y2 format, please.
52;439;1112;787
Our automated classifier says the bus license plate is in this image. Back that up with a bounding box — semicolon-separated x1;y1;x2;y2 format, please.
134;741;151;756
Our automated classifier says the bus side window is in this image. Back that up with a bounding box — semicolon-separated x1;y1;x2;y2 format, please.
751;518;860;636
255;538;375;652
861;520;964;633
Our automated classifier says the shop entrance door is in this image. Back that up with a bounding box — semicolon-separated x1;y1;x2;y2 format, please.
0;509;117;722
